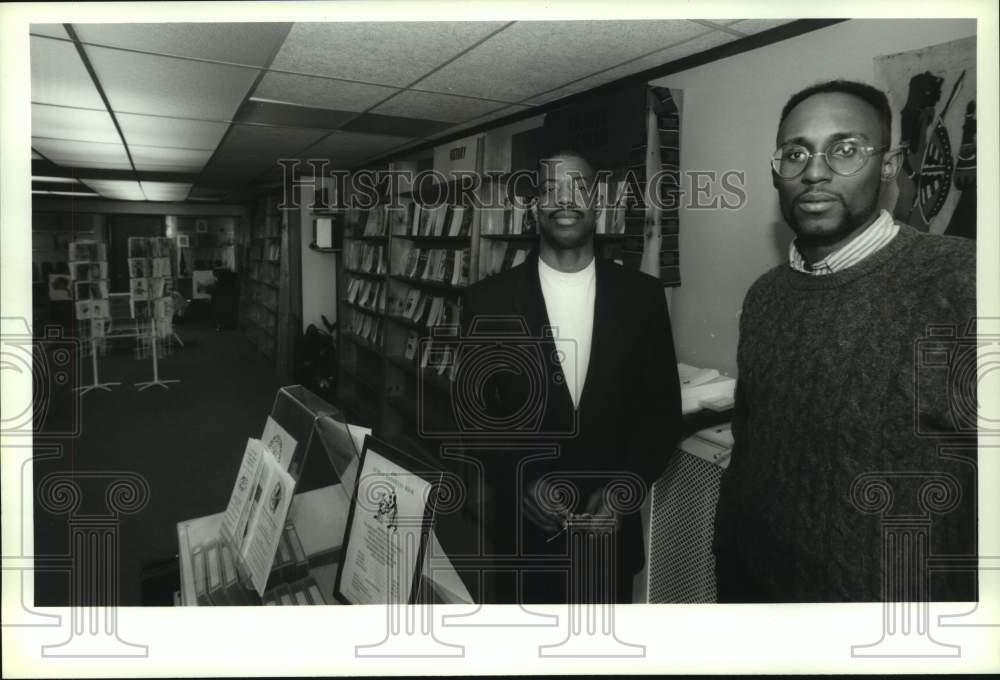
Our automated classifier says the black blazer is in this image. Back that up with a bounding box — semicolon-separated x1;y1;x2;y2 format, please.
456;251;682;574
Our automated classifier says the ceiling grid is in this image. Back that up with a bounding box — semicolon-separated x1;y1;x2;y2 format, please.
29;19;802;202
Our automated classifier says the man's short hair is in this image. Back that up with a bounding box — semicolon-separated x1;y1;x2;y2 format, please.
779;79;893;145
537;148;596;173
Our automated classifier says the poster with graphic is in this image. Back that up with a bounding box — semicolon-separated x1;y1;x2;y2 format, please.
219;437;295;597
876;36;976;238
335;442;435;605
261;415;297;471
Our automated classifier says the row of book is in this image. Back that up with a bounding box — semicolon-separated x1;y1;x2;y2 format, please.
398;245;470;287
354;205;405;237
404;333;457;380
344;242;387;274
248;282;279;310
480;201;534;236
481;243;531;278
392;289;460;329
404;203;474;238
246;261;279;286
348;310;384;348
345;277;387;313
248;241;281;261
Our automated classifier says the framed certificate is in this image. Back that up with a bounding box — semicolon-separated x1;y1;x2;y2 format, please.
333;436;443;605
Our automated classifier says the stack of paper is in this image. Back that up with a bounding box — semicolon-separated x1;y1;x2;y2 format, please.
678;363;735;414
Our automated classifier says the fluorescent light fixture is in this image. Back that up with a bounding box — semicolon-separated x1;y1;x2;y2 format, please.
32;175;80;184
32;190;99;197
140;181;192;201
81;179;146;201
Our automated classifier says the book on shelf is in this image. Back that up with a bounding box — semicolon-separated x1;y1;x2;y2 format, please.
432;204;449;236
414;250;430;280
404;331;419;361
408;203;420;236
425;296;445;327
451;250;470;287
446;206;465;237
402;289;422;319
387;288;405;317
411;294;431;326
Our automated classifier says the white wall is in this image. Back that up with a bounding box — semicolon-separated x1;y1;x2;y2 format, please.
652;18;977;376
299;182;338;333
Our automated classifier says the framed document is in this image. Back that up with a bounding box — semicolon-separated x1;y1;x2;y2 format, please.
333;436;443;605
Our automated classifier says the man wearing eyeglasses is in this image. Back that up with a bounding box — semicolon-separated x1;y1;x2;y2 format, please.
713;80;976;602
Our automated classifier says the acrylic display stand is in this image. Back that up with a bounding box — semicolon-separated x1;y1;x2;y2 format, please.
135;317;179;391
74;338;121;395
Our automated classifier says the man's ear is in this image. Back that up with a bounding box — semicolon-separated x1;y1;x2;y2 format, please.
881;148;904;181
771;168;781;190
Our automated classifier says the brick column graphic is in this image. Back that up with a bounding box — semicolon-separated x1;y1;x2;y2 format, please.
37;471;150;657
355;474;464;658
540;474;645;657
850;471;963;657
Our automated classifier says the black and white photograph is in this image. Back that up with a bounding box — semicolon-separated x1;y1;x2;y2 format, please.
2;1;997;678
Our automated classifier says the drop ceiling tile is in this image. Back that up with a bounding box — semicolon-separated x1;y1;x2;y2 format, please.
31;36;106;110
74;23;290;67
87;45;259;120
727;19;794;36
116;112;229;150
217;124;329;158
31;137;132;169
372;90;507;123
426;104;533;140
340;112;449;139
30;24;69;39
271;22;508;87
417;20;708;101
525;30;735;106
130;146;215;170
253;71;398;112
299;130;414;169
32;103;120;144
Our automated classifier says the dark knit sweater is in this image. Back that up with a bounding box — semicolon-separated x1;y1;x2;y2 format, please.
714;225;977;602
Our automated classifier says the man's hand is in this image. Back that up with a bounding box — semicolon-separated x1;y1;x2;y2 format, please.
581;486;623;533
523;478;569;533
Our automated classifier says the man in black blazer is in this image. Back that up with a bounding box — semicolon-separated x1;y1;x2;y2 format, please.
455;150;682;604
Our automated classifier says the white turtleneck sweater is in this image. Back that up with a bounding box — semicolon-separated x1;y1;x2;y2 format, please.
537;256;596;409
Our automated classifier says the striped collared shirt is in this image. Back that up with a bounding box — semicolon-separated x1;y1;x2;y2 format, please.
789;209;899;275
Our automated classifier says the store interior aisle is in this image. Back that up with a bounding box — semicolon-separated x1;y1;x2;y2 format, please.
32;317;287;605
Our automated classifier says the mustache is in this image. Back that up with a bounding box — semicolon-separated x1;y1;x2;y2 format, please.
549;208;585;217
795;191;843;204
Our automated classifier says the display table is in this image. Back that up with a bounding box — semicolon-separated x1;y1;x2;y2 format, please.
176;483;472;606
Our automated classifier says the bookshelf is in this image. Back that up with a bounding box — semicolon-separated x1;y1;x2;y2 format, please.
335;203;390;429
329;90;677;452
241;193;282;361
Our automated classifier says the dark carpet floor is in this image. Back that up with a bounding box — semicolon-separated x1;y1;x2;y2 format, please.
33;316;290;605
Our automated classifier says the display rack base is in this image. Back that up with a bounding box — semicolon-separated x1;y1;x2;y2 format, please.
74;339;121;395
135;378;180;392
